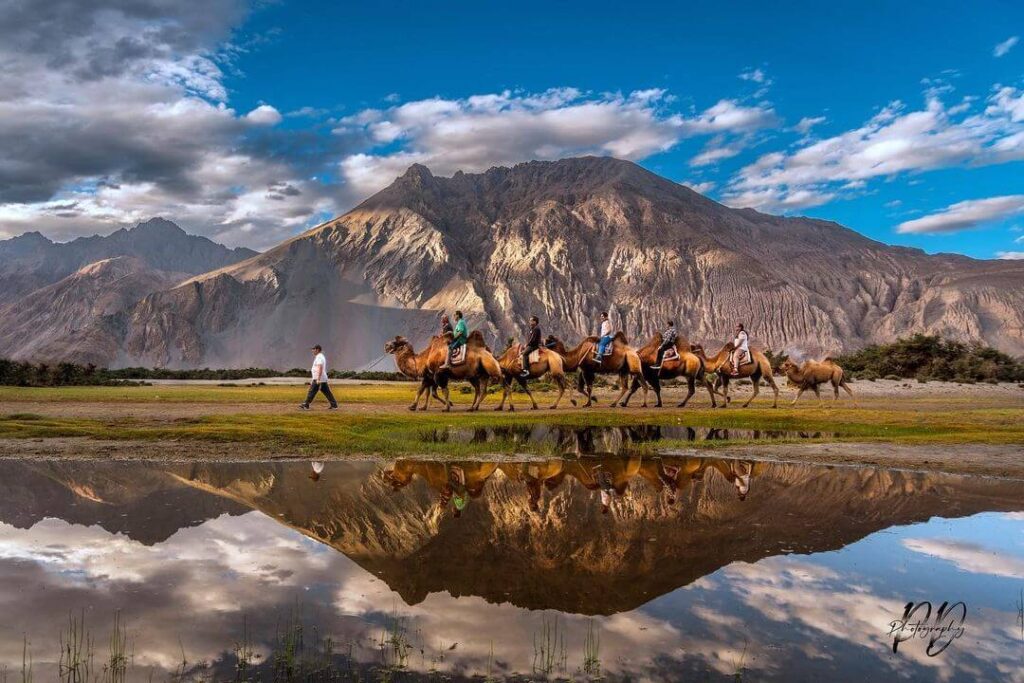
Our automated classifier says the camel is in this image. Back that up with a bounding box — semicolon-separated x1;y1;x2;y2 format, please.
690;342;780;408
637;456;710;505
779;358;856;406
623;332;715;408
543;333;649;408
493;343;572;411
708;459;767;501
387;331;501;412
384;335;452;411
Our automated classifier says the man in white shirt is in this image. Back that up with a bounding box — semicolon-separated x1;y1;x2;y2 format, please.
299;344;339;410
730;323;750;376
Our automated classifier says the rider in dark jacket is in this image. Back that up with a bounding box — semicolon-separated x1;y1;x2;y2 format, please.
521;316;541;377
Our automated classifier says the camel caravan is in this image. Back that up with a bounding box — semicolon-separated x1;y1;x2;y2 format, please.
383;310;855;412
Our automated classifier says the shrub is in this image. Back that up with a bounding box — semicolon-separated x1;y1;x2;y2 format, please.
836;334;1024;383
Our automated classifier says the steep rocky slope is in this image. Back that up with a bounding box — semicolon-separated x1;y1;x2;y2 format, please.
10;158;1024;367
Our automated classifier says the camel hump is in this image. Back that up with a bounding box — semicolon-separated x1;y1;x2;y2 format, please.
613;331;629;344
822;356;838;364
466;330;487;347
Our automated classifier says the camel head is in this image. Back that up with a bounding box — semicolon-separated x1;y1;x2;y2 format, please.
779;359;799;375
384;335;409;355
544;335;563;352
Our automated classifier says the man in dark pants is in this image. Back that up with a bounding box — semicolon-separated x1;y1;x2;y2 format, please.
521;316;542;377
650;320;678;370
299;344;339;410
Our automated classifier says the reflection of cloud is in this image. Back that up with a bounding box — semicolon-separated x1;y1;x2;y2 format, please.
902;538;1024;579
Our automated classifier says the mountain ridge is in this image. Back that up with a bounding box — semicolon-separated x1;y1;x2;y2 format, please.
3;157;1023;368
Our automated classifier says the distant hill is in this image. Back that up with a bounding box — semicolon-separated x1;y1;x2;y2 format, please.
3;158;1023;368
0;218;257;363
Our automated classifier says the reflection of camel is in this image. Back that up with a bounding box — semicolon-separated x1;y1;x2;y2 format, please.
708;459;768;501
501;460;566;512
624;333;714;408
544;333;649;408
638;457;710;505
691;342;780;408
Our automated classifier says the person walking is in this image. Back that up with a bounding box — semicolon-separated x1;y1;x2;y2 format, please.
650;320;678;370
299;344;339;410
595;311;614;358
520;315;542;377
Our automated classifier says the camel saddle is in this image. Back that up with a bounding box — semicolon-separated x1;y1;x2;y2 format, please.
450;345;467;366
663;346;680;362
734;348;752;367
513;344;542;364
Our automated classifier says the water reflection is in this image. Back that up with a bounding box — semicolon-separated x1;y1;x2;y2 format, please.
417;424;837;454
0;457;1021;681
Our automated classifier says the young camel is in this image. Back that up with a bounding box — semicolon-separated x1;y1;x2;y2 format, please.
690;342;780;408
543;333;649;408
432;330;503;411
493;343;572;411
384;335;451;411
779;358;856;407
623;332;714;408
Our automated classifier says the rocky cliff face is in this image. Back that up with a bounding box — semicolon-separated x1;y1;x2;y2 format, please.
0;218;258;363
8;158;1024;367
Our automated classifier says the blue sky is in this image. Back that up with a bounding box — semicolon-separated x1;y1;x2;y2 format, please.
1;0;1022;256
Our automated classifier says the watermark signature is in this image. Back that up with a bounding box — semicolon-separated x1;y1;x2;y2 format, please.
888;601;966;656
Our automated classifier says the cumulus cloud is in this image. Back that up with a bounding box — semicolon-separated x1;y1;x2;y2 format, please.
245;104;283;125
335;89;779;196
0;0;349;249
997;251;1024;259
896;195;1024;234
724;89;1024;212
683;180;717;194
994;36;1019;58
794;116;827;135
903;537;1024;578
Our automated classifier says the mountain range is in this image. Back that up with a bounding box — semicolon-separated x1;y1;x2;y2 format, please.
1;158;1022;368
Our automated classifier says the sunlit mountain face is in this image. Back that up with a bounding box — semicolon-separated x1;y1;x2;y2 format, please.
1;454;1022;681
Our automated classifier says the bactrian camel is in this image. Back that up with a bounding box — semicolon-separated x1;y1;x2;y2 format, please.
623;332;715;408
384;335;451;411
690;342;780;408
494;343;572;411
386;331;502;412
779;358;856;407
544;333;649;408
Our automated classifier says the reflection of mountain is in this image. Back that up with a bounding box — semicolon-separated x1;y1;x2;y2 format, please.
5;457;1020;616
0;462;246;545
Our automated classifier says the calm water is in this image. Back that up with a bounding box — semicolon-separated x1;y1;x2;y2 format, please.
0;457;1022;681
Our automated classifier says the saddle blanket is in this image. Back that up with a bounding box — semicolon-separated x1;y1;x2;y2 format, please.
529;349;541;363
734;348;752;367
663;346;680;362
451;345;467;366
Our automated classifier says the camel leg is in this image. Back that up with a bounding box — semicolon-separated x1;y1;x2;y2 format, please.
622;375;644;407
613;373;631;408
833;381;840;404
495;378;510;411
840;381;856;406
469;378;484;411
766;375;780;408
742;375;761;408
550;374;566;409
519;376;538;410
703;377;718;408
410;383;426;411
790;386;806;406
719;378;731;408
812;384;823;408
677;376;696;408
441;385;452;412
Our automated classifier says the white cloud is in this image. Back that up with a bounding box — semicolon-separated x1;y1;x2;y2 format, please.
994;36;1019;58
794;116;827;135
997;251;1024;259
896;195;1024;234
690;136;744;166
683;180;717;194
739;68;768;84
245;104;283;126
903;537;1024;578
725;89;1024;212
335;90;779;196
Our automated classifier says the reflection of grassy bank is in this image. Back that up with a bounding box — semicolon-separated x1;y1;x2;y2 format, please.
0;385;1022;456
